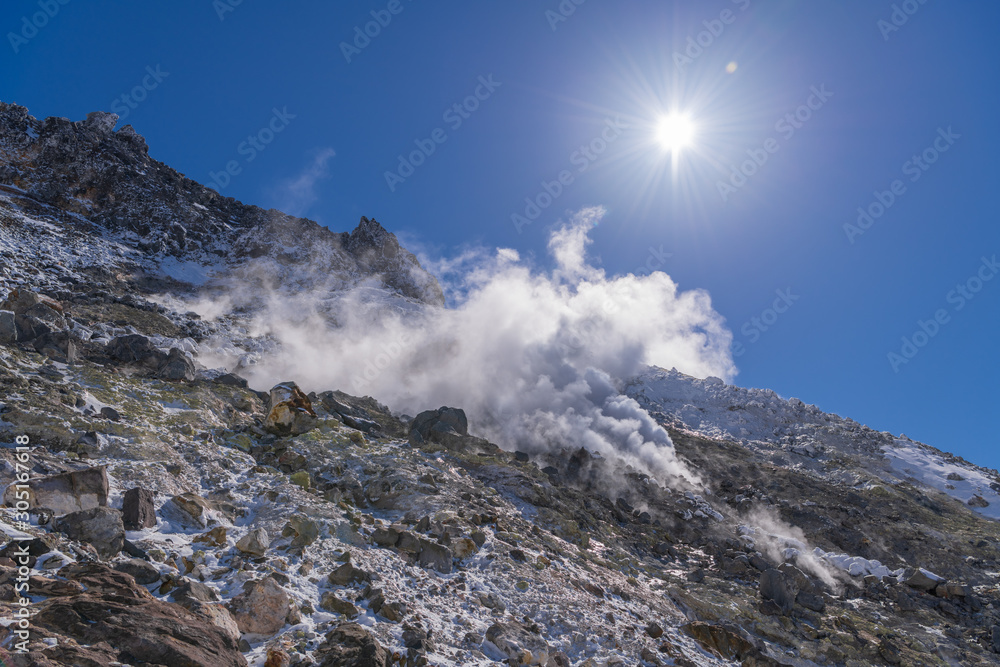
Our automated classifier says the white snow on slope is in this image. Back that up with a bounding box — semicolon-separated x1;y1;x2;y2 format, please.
625;366;1000;520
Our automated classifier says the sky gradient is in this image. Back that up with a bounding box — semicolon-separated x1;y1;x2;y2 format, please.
2;1;998;468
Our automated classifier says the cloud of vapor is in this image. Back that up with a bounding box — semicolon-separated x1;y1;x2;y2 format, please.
269;147;336;217
196;208;736;485
741;507;843;592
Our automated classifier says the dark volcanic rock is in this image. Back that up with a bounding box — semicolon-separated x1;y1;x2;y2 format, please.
759;568;796;615
54;507;124;560
122;486;157;530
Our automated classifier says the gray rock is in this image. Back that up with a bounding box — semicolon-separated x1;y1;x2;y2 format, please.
172;578;220;605
409;406;472;450
417;539;453;573
0;310;17;344
329;562;370;586
3;466;109;515
485;621;552;666
32;330;77;363
235;528;269;557
227;576;290;637
904;568;946;592
759;568;796;615
122;487;157;530
113;558;161;585
106;333;159;364
282;515;320;549
54;507;125;560
156;347;196;381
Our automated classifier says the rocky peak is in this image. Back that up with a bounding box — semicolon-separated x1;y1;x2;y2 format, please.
0;101;443;306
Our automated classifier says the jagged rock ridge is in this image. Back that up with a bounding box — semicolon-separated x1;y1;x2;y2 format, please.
0;101;444;306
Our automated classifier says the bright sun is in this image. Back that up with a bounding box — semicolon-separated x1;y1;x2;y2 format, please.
656;113;696;152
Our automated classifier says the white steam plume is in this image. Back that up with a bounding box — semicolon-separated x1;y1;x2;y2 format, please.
198;207;736;485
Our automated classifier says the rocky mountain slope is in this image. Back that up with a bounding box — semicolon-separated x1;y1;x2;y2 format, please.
2;105;1000;667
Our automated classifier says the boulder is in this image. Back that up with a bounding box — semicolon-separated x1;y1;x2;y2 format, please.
265;381;318;436
25;562;246;667
409;406;474;449
162;492;216;529
54;507;125;560
313;622;389;667
282;514;320;549
417;539;453;573
194;526;229;547
157;347;196;381
0;310;16;344
227;576;290;637
32;330;77;363
1;289;62;316
235;528;269;557
904;567;946;592
113;558;161;585
320;592;360;618
759;568;797;615
106;333;159;365
171;578;220;606
4;466;109;515
485;621;552;666
329;562;370;586
121;487;157;530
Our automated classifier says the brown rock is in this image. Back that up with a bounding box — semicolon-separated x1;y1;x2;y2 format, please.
227;576;290;637
313;622;389;667
25;562;246;666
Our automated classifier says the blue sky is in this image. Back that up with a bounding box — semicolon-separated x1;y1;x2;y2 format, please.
3;1;999;469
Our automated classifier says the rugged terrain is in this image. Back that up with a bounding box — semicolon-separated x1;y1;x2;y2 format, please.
2;103;1000;667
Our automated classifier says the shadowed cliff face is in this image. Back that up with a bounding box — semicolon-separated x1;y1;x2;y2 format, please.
0;102;444;306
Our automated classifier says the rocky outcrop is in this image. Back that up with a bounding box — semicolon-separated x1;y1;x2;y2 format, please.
14;562;247;666
0;102;444;306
